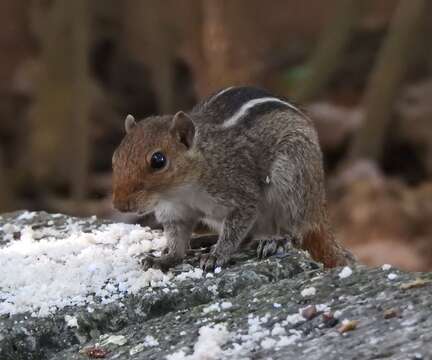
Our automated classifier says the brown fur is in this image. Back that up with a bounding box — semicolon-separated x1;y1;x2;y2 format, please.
112;115;199;213
302;224;355;268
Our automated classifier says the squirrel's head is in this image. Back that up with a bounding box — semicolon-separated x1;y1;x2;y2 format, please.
112;111;197;214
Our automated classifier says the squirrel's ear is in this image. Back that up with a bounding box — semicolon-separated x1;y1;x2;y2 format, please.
124;114;137;133
170;111;195;148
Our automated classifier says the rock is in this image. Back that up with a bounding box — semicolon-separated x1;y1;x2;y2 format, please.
1;211;432;360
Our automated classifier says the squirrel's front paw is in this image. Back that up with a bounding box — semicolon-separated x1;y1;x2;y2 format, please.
199;251;229;272
140;253;181;272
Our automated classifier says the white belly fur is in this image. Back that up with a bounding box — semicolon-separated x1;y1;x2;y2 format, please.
155;183;290;240
155;184;229;228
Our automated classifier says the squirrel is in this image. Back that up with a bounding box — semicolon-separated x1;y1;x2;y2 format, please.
112;86;355;271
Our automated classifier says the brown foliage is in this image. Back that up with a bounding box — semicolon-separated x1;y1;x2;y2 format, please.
330;177;432;271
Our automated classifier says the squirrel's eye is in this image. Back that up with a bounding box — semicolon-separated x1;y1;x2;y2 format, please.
150;152;167;170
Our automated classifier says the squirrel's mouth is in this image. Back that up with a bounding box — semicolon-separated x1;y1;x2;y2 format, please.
135;198;158;216
136;209;153;216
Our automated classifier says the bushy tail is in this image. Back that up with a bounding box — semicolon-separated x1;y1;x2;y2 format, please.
301;224;356;268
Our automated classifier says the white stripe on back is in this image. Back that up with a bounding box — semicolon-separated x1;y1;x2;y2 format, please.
206;87;234;106
221;97;302;128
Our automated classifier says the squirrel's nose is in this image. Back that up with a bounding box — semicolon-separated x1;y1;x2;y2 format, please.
113;195;133;212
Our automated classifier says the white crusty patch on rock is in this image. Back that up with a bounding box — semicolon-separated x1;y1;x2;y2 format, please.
284;313;305;325
166;324;230;360
100;334;128;347
338;266;353;279
17;211;37;221
143;335;159;347
64;315;79;328
168;313;305;359
224;314;302;357
387;273;398;280
382;264;392;271
300;287;316;297
175;268;204;281
203;301;233;314
0;221;206;317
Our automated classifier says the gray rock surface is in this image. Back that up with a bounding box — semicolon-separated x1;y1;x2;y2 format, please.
1;211;431;360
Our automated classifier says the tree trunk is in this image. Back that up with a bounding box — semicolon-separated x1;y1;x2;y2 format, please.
0;149;12;212
123;0;176;113
200;0;263;96
293;0;363;102
29;0;92;200
201;0;231;92
69;0;91;201
349;0;427;162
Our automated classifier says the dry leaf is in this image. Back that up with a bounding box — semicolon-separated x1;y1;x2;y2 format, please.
338;320;358;334
383;308;401;319
400;278;430;290
81;346;109;359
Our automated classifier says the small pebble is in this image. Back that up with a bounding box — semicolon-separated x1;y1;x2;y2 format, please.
82;346;109;359
383;308;401;319
301;305;318;320
388;273;398;280
338;266;353;279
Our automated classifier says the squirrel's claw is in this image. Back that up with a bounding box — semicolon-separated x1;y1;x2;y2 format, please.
199;252;229;272
140;253;181;272
140;254;158;271
257;238;292;259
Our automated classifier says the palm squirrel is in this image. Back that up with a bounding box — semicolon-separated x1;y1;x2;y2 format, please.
112;86;355;271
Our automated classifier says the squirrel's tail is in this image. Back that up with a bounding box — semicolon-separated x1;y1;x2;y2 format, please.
301;224;356;268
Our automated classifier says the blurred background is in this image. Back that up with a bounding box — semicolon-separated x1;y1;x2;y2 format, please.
0;0;431;271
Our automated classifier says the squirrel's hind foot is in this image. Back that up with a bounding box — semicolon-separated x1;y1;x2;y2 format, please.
256;237;294;259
